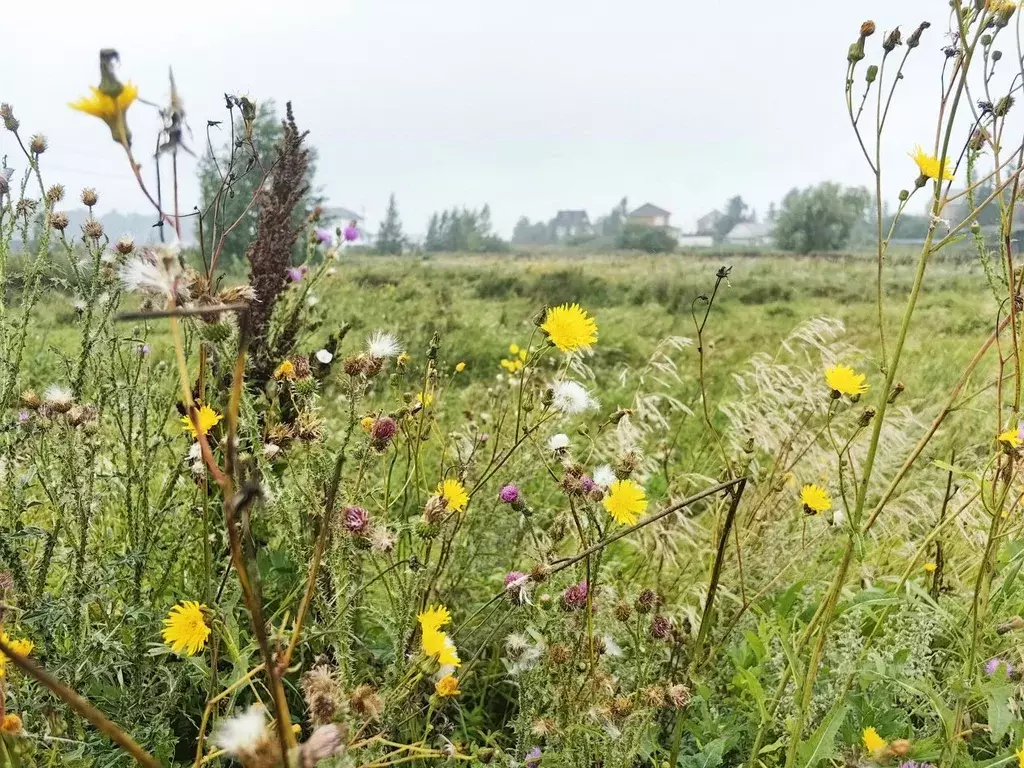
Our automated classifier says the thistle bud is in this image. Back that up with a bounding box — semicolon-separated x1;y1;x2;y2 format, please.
45;184;64;203
115;235;135;255
651;615;672;639
636;588;660;614
83;219;104;240
533;306;549;328
615;600;633;622
29;134;48;154
883;27;902;53
20;390;41;410
415;519;440;539
858;407;876;427
81;188;98;207
993;50;1003;62
906;21;930;49
887;381;905;404
848;39;866;64
613;450;642;479
994;95;1014;117
422;494;448;524
860;20;876;37
0;103;19;132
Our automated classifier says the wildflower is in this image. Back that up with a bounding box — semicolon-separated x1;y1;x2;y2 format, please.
636;589;661;614
70;81;139;145
315;348;334;365
343;506;370;535
863;727;887;755
593;464;616;488
455;361;466;373
286;266;305;282
417;391;434;408
562;580;588;611
0;632;32;678
551;380;599;415
371;526;397;554
0;713;23;734
910;145;954;182
120;244;187;301
371;416;398;449
800;484;831;515
161;601;210;656
985;657;1014;676
366;330;402;359
397;351;411;367
435;674;461;697
548;433;570;452
499;484;520;504
666;684;692;709
301;724;344;763
923;562;937;573
541;303;598;353
825;364;868;398
651;615;672;639
500;357;524;373
212;705;269;758
43;384;74;413
603;479;648;526
273;359;296;381
349;684;385;721
314;227;333;245
1017;744;1024;768
180;405;223;438
504;571;531;605
998;427;1022;449
525;746;543;768
17;411;28;424
421;626;461;667
343;222;359;241
360;416;374;433
419;604;452;633
437;478;469;513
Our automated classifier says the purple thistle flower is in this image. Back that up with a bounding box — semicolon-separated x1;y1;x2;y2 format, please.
504;570;531;606
499;484;520;504
138;343;151;357
371;416;397;448
899;762;935;768
343;505;370;535
651;615;672;639
287;266;305;283
343;222;359;242
17;411;29;424
580;475;596;493
985;657;1014;676
561;580;588;611
524;747;542;768
314;227;333;245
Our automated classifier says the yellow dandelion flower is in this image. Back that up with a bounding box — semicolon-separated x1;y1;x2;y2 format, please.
455;361;466;373
509;344;520;355
161;601;211;656
180;405;223;438
360;416;375;433
800;484;831;515
500;358;524;373
0;713;23;734
541;303;598;353
603;479;648;526
397;352;411;367
923;562;937;573
69;82;139;145
824;365;868;397
910;145;955;182
862;727;887;755
273;360;296;381
418;604;453;633
435;674;461;697
421;627;461;667
0;632;33;679
1016;743;1024;768
417;391;434;408
437;478;469;513
998;427;1022;449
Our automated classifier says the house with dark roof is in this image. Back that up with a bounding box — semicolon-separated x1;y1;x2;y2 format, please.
551;210;592;240
627;203;672;228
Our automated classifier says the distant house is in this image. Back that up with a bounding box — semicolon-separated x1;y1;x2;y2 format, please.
677;234;714;248
695;210;722;235
723;221;775;248
627;203;672;228
321;205;363;226
551;210;592;240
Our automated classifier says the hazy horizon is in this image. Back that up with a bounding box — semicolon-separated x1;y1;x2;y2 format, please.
4;0;948;238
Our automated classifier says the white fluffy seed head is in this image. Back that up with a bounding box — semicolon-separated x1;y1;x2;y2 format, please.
551;380;598;415
211;705;267;756
548;433;570;451
593;465;616;488
366;330;401;359
315;349;334;364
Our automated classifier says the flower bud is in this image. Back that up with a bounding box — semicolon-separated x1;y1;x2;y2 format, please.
883;27;902;53
1;103;19;132
81;188;98;207
49;212;69;231
898;189;910;202
29;134;47;154
906;21;930;49
860;20;876;37
83;218;104;240
858;407;876;427
866;65;878;83
45;184;64;203
887;381;905;404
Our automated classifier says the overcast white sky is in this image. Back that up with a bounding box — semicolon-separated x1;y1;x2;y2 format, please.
2;0;954;236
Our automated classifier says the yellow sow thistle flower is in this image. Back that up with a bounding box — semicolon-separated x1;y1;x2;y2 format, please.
800;484;831;515
923;562;937;573
824;365;868;398
437;478;469;513
1016;743;1024;768
418;603;460;667
455;361;466;373
181;405;223;438
273;360;296;381
418;604;452;633
541;303;598;353
910;144;955;182
0;713;23;734
69;82;139;145
603;479;648;526
417;391;434;408
435;674;461;697
0;632;33;678
862;727;887;755
162;601;211;656
998;427;1022;449
360;415;375;433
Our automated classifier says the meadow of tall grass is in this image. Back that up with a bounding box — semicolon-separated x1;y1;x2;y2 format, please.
4;3;1024;768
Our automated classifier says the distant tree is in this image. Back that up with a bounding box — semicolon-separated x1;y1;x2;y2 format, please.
773;183;871;253
617;222;676;253
597;197;629;237
884;212;932;240
196;100;320;266
956;177;1002;228
512;216;553;246
375;193;405;255
713;195;751;242
424;206;509;253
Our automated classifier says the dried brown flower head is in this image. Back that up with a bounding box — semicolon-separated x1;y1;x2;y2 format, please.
348;684;384;721
81;188;98;207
